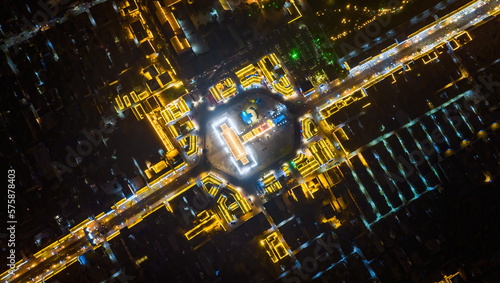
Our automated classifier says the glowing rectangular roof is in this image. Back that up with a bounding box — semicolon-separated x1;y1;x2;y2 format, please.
220;123;247;161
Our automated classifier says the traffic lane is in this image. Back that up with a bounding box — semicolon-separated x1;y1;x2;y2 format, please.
102;164;204;232
13;237;87;282
12;170;191;283
315;0;490;109
329;1;492;113
104;166;200;224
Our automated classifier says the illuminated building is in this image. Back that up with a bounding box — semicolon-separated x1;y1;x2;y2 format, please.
170;36;191;55
320;88;367;119
317;167;343;188
262;172;276;187
257;53;295;97
299;80;316;97
160;97;190;124
300;181;321;198
309;138;336;164
262;232;289;263
152;0;192;55
220;123;249;165
301;118;318;141
179;135;198;156
293;153;320;178
241;120;275;143
282;164;291;177
201;174;222;197
199;175;251;223
146;113;176;152
184;210;224;240
170;115;196;139
144;160;173;180
209;78;238;103
261;172;283;194
235;64;262;89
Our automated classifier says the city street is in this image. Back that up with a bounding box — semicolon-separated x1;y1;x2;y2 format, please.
2;0;499;281
309;0;497;113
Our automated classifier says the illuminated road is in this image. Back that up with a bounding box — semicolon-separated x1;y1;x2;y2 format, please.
311;0;499;113
2;0;500;281
0;0;109;51
2;164;203;283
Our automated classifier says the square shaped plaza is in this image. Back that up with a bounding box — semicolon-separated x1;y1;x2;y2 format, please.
206;92;297;178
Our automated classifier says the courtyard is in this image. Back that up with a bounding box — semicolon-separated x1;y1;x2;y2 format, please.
205;92;296;179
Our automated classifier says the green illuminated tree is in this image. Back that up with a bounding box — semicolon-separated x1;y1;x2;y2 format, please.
290;49;300;60
262;0;285;12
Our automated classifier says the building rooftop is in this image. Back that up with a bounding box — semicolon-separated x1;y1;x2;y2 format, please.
220;123;248;165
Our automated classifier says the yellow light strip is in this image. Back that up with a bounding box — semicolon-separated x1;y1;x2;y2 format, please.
68;218;91;234
106;231;120;241
287;2;302;24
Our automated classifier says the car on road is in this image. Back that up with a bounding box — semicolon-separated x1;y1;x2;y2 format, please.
84;227;99;246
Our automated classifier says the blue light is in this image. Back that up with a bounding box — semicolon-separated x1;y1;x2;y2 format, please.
78;255;88;265
274;114;285;124
240;111;253;125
